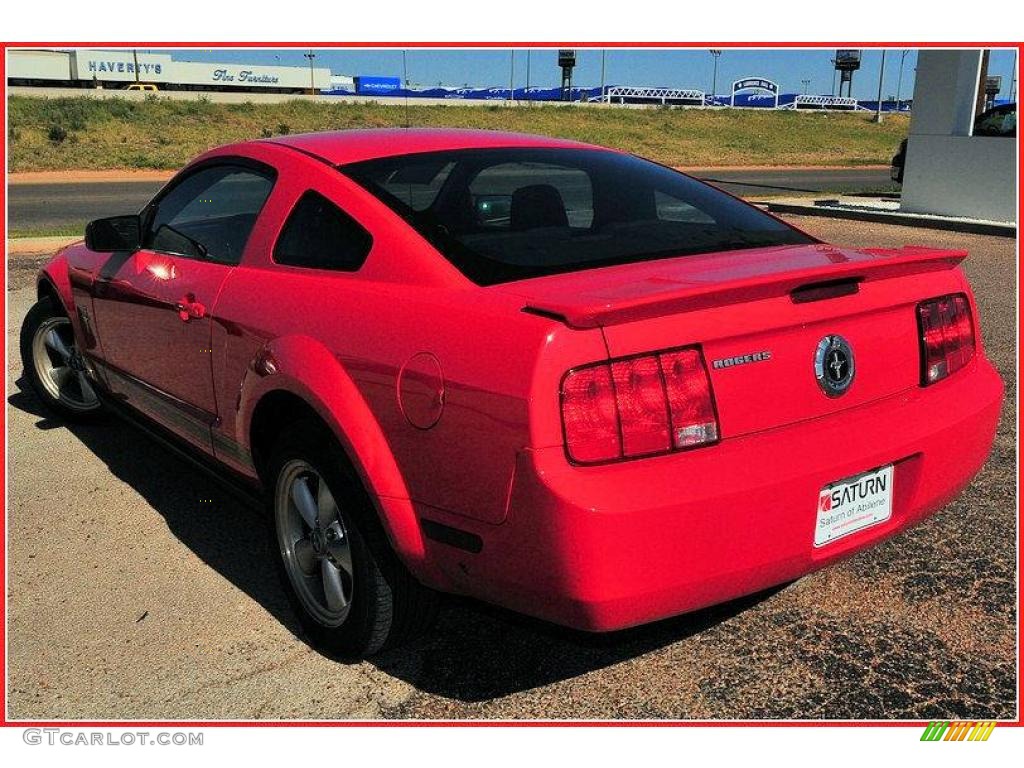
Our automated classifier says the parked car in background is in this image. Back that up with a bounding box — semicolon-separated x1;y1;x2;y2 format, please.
22;129;1003;657
893;102;1016;183
973;101;1017;137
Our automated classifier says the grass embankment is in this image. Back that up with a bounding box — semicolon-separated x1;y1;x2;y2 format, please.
8;95;909;173
7;224;87;240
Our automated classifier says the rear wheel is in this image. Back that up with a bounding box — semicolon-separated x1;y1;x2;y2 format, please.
20;296;103;420
267;420;438;657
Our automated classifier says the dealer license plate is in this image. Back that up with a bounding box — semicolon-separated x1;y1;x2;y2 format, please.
814;465;894;547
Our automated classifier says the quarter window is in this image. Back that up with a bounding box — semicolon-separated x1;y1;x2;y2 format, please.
144;164;275;265
273;190;373;272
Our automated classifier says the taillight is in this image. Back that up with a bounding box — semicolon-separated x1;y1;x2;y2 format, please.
561;364;621;463
611;356;671;456
917;293;975;386
660;349;720;448
561;347;719;464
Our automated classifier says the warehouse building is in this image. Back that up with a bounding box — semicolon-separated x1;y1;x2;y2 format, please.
7;48;333;93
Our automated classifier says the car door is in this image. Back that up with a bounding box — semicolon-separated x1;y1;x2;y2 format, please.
91;160;275;452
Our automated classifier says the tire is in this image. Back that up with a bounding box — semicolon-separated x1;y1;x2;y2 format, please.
267;418;438;657
20;295;103;421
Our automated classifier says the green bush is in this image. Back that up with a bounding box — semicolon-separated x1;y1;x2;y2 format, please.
47;124;68;143
105;99;137;120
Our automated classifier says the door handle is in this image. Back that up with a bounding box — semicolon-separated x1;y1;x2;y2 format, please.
176;293;206;322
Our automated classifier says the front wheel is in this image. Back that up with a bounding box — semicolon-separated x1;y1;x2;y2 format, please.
20;296;103;420
268;420;438;657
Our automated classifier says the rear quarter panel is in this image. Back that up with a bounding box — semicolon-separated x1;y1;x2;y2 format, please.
210;145;606;531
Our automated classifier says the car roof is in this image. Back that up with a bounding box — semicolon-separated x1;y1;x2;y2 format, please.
257;127;603;166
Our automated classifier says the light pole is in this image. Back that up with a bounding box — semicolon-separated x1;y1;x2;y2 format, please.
401;51;410;127
801;78;811;94
600;49;607;102
895;50;908;111
1010;49;1018;103
509;50;515;103
874;50;886;123
525;50;531;105
304;50;316;96
709;49;722;105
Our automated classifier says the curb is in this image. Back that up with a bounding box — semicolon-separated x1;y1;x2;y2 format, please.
9;170;175;185
765;201;1016;238
7;236;79;256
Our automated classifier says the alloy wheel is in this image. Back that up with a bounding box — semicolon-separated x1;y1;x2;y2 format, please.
275;460;355;627
31;316;100;412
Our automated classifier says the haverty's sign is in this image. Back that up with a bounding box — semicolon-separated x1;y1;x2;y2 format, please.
74;50;172;82
72;50;330;90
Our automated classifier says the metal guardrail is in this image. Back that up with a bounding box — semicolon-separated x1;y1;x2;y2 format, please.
782;95;867;111
602;86;706;105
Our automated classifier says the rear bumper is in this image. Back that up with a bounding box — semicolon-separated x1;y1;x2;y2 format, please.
426;357;1003;632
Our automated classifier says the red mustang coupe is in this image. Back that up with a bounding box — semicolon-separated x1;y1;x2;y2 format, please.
21;128;1003;656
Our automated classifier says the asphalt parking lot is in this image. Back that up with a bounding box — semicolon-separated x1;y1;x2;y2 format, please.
6;216;1017;721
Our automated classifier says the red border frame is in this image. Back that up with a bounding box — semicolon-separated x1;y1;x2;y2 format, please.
1;40;1021;729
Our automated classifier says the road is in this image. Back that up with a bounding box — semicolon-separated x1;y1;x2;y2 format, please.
8;168;895;233
6;215;1015;720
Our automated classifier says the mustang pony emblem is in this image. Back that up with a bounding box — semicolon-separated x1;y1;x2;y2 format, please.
815;335;855;397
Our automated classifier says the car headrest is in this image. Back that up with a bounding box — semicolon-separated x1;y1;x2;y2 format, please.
510;184;568;231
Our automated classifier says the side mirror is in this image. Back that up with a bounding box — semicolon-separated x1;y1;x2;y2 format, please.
85;215;142;252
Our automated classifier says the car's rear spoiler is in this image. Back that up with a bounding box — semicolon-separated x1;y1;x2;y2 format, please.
521;246;968;329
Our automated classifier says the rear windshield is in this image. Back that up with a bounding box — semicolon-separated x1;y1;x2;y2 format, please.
342;147;815;286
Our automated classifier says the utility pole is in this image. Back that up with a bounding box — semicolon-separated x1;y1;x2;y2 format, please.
895;50;908;111
975;49;991;118
304;50;316;96
400;51;411;127
801;78;811;94
525;50;531;105
600;49;607;102
1009;49;1017;102
132;49;140;83
709;49;722;105
874;50;886;123
509;50;515;103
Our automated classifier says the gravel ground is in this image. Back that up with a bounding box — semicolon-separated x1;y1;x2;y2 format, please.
5;216;1017;721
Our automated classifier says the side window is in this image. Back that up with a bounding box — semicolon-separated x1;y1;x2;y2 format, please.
468;162;594;230
273;190;373;272
144;164;274;265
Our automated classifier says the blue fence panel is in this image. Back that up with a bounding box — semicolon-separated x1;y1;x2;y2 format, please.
353;76;402;95
323;82;916;112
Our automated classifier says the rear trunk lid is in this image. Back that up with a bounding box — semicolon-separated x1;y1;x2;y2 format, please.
504;243;968;439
